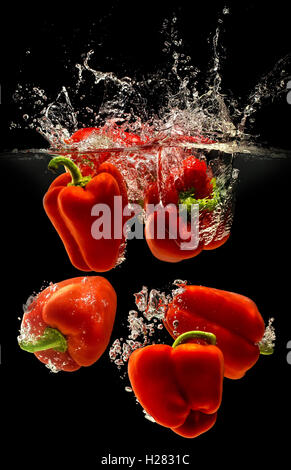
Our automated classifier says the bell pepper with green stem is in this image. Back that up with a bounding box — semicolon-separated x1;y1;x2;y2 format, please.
164;285;271;379
144;155;228;263
43;156;129;272
18;276;117;372
128;330;224;438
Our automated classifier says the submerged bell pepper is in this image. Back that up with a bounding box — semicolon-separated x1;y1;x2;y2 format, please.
18;276;117;372
44;156;129;272
128;330;224;438
144;154;229;263
164;285;271;379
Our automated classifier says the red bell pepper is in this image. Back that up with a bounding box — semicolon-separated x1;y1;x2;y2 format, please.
43;156;129;272
128;330;224;438
65;125;147;147
18;276;117;372
62;125;149;178
65;126;212;148
164;285;270;379
144;154;227;262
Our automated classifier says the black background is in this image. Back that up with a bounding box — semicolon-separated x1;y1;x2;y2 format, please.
1;1;291;468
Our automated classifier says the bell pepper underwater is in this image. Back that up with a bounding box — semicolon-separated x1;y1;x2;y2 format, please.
18;276;117;372
144;154;230;263
164;285;271;379
128;330;224;438
44;156;129;272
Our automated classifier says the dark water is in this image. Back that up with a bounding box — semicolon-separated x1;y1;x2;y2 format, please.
1;149;290;466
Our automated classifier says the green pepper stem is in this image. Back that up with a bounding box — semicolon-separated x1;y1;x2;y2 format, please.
18;327;68;353
172;330;217;348
179;178;220;213
48;156;91;188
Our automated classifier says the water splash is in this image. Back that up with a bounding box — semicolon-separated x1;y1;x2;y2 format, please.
109;280;188;369
12;10;291;151
258;318;276;353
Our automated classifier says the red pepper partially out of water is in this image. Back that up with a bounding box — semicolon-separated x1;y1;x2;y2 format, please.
63;125;150;177
65;126;147;147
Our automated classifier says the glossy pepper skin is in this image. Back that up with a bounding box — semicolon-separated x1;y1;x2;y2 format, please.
144;155;228;263
18;276;117;372
43;156;129;272
164;286;266;379
128;331;224;439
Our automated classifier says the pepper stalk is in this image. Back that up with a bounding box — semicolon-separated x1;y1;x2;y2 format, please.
172;330;217;348
18;327;68;353
48;156;91;188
